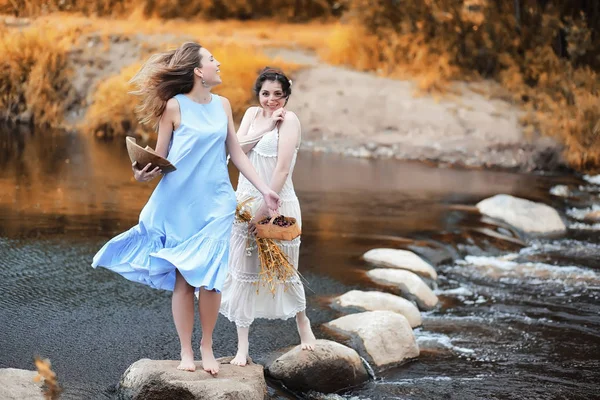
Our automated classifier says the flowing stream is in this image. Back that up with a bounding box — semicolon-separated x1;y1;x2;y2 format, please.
1;126;598;399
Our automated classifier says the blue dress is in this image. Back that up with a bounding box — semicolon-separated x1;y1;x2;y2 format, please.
92;94;237;292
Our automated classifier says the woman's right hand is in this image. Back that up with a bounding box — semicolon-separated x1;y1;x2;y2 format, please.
249;202;271;236
132;162;161;182
264;108;286;132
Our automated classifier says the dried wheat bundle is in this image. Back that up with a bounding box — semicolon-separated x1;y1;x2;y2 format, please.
235;197;299;295
34;357;62;400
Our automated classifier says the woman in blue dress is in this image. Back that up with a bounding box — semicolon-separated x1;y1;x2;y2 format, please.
91;42;280;375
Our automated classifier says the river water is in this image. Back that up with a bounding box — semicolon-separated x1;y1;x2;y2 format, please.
1;126;598;399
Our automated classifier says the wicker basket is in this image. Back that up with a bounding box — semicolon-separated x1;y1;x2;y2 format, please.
255;215;301;241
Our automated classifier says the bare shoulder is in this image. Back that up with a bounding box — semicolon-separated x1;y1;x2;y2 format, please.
282;110;300;127
163;97;180;121
166;97;180;112
245;106;259;117
219;95;231;108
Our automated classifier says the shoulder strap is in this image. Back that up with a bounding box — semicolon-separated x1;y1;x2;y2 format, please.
249;107;260;129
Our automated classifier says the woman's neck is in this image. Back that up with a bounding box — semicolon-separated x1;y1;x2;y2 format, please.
261;108;273;118
186;85;212;104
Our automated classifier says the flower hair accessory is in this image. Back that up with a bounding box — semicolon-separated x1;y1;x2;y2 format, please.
289;79;293;87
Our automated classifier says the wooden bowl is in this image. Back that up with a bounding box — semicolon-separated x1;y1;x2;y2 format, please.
126;137;176;173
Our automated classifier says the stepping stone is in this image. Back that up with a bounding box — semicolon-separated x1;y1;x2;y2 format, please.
476;194;566;235
367;268;438;310
363;248;437;279
266;339;369;394
333;290;422;327
118;358;266;400
326;311;419;370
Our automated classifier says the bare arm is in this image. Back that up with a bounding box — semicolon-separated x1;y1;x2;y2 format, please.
236;107;260;154
222;97;280;211
153;98;179;158
132;98;179;182
251;112;300;220
238;107;286;154
268;112;300;194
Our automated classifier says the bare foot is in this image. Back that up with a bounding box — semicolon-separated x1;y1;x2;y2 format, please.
230;351;248;367
200;340;219;375
177;349;196;372
297;314;317;351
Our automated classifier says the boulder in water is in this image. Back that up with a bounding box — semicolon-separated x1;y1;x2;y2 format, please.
266;340;369;394
476;194;566;235
325;311;419;370
366;268;439;310
584;210;600;223
117;358;266;400
0;368;43;400
333;290;422;327
363;248;438;279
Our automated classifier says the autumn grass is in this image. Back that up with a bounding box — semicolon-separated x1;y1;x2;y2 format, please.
22;13;334;51
82;41;299;138
322;0;600;171
0;24;75;127
0;0;340;21
2;12;313;137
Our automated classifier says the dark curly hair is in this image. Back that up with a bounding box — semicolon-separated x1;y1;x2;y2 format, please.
253;67;292;105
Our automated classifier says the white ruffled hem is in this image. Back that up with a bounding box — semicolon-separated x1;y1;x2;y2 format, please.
220;302;307;328
219;274;307;327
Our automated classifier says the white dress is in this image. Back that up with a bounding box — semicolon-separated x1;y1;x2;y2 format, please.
219;111;306;328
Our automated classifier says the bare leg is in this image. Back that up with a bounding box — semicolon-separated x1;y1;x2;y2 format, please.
231;326;250;366
172;271;196;371
296;311;316;350
198;287;221;375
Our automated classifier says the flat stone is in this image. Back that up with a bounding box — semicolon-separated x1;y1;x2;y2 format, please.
326;311;419;370
266;339;369;393
367;269;439;310
363;248;438;279
584;210;600;223
0;368;43;400
476;194;566;235
334;290;422;327
117;358;266;400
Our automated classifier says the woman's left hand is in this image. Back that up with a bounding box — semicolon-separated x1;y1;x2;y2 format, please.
262;189;280;212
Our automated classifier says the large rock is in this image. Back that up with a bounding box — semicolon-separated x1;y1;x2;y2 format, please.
366;269;438;310
476;194;566;235
0;368;43;400
334;290;422;327
266;339;369;394
363;249;437;279
325;311;419;370
584;210;600;223
118;358;266;400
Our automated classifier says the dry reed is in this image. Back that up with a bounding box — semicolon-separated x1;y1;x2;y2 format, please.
235;197;298;295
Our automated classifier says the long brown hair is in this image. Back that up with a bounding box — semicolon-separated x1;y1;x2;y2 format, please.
129;42;203;128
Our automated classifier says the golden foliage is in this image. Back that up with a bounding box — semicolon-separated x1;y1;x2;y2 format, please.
33;357;62;400
324;0;600;171
0;26;74;127
82;42;298;138
21;13;334;52
0;0;341;21
81;63;147;138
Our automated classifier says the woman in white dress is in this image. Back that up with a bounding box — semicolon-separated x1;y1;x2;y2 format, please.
220;67;316;366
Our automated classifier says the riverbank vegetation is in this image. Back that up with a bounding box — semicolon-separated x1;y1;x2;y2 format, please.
1;0;598;170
